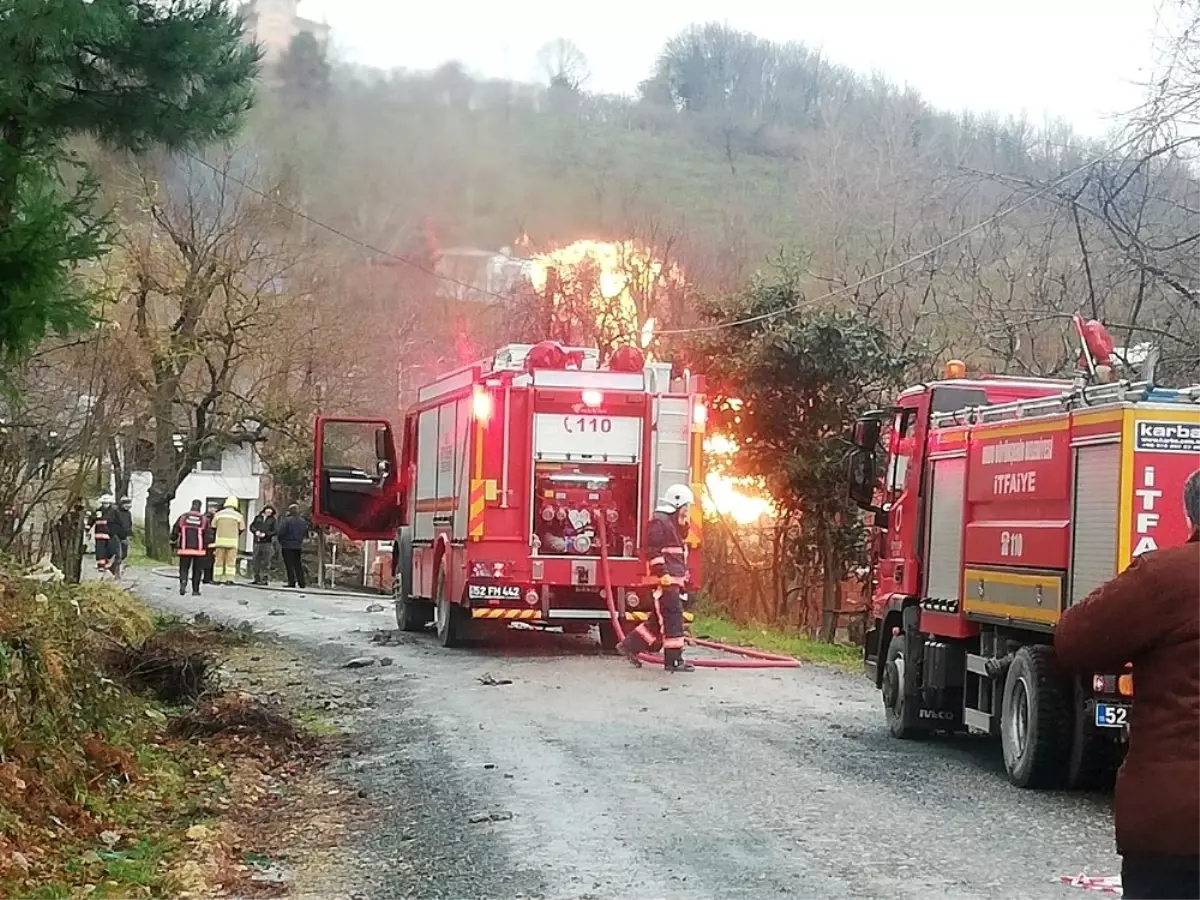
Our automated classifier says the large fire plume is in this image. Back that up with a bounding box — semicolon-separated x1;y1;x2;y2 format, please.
522;238;773;525
525;239;681;351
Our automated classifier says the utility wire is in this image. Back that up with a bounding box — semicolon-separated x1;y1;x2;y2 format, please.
654;121;1160;336
180;150;521;303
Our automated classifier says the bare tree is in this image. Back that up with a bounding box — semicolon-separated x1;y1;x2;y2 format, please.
105;150;324;556
536;38;590;93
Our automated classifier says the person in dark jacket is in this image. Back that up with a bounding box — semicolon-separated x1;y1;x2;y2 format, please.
276;504;309;588
616;484;695;673
91;495;116;575
249;505;278;585
170;500;209;596
202;501;218;584
1056;469;1200;900
115;496;134;563
104;495;129;578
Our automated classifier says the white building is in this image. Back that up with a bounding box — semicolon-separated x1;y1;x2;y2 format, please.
118;440;267;554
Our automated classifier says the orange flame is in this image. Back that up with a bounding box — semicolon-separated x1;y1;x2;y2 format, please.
524;239;682;353
703;433;774;525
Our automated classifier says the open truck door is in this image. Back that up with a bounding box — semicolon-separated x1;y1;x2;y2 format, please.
312;416;405;542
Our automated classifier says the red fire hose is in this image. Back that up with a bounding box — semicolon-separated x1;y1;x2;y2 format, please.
595;515;801;669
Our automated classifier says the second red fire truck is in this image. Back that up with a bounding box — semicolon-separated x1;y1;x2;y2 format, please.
849;356;1200;789
312;341;707;648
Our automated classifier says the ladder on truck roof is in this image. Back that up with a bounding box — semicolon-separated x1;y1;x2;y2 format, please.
932;380;1200;429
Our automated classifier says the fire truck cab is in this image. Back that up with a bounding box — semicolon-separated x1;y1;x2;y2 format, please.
848;370;1200;789
312;342;707;649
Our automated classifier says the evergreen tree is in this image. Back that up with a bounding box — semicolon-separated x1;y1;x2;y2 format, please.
278;31;331;103
0;0;260;364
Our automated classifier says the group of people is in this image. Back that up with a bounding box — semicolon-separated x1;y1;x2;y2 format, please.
91;495;133;577
90;494;311;595
170;497;311;595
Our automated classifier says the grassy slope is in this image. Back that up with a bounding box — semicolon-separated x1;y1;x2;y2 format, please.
1;575;263;897
691;614;862;670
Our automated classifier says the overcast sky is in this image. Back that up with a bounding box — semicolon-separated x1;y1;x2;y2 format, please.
300;0;1172;138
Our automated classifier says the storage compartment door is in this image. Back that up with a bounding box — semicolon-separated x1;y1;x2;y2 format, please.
923;456;966;603
1069;443;1120;606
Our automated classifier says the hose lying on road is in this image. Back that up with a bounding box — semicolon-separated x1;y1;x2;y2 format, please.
595;515;801;669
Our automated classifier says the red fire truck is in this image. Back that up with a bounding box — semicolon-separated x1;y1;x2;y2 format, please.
848;368;1200;789
312;342;707;648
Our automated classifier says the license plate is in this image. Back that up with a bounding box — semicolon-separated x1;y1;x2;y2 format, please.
1095;703;1129;728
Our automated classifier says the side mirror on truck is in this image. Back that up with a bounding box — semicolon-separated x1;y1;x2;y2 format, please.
852;412;884;450
847;446;880;512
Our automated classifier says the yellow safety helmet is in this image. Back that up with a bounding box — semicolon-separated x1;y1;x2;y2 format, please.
224;496;239;509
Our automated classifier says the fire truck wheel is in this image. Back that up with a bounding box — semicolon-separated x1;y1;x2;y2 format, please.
882;637;921;739
1066;677;1120;790
433;567;463;648
597;622;620;651
394;529;430;632
1001;645;1070;789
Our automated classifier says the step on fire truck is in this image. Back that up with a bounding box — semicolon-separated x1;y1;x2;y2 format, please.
312;342;707;648
848;356;1200;789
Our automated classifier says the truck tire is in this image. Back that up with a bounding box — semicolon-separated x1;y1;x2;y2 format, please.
1066;677;1120;791
882;636;921;739
433;566;463;648
1001;645;1070;789
394;528;432;633
597;621;620;652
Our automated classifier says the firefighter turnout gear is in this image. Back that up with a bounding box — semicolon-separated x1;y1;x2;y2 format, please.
92;501;115;574
210;497;244;583
171;506;209;595
618;485;694;672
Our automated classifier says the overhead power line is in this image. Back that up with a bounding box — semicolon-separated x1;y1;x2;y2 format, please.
184;119;1158;337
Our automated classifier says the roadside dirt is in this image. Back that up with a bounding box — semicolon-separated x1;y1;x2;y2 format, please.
129;568;1121;900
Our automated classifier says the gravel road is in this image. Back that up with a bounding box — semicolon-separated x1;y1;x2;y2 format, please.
127;569;1119;899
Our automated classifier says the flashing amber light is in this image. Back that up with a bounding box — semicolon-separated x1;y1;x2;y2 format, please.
944;359;967;379
472;387;493;422
1118;674;1134;697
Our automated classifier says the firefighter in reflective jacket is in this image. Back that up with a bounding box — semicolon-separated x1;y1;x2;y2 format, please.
171;500;209;596
617;484;695;673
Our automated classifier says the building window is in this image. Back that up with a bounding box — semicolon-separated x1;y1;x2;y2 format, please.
199;453;222;473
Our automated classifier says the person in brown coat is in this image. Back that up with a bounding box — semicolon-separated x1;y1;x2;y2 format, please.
1056;469;1200;900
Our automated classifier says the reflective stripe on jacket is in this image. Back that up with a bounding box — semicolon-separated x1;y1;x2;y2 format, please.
646;511;688;580
211;507;244;548
172;512;208;556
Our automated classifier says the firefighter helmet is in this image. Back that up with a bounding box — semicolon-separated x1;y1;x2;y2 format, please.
98;493;115;505
657;483;695;513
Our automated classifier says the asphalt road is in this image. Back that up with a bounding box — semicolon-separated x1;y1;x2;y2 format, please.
128;569;1119;900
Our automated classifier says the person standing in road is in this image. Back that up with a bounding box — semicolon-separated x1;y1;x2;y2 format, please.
616;484;695;673
103;495;129;578
202;501;218;584
249;505;278;585
276;504;309;589
115;496;134;565
91;495;116;575
210;496;244;584
170;500;209;596
1056;469;1200;900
